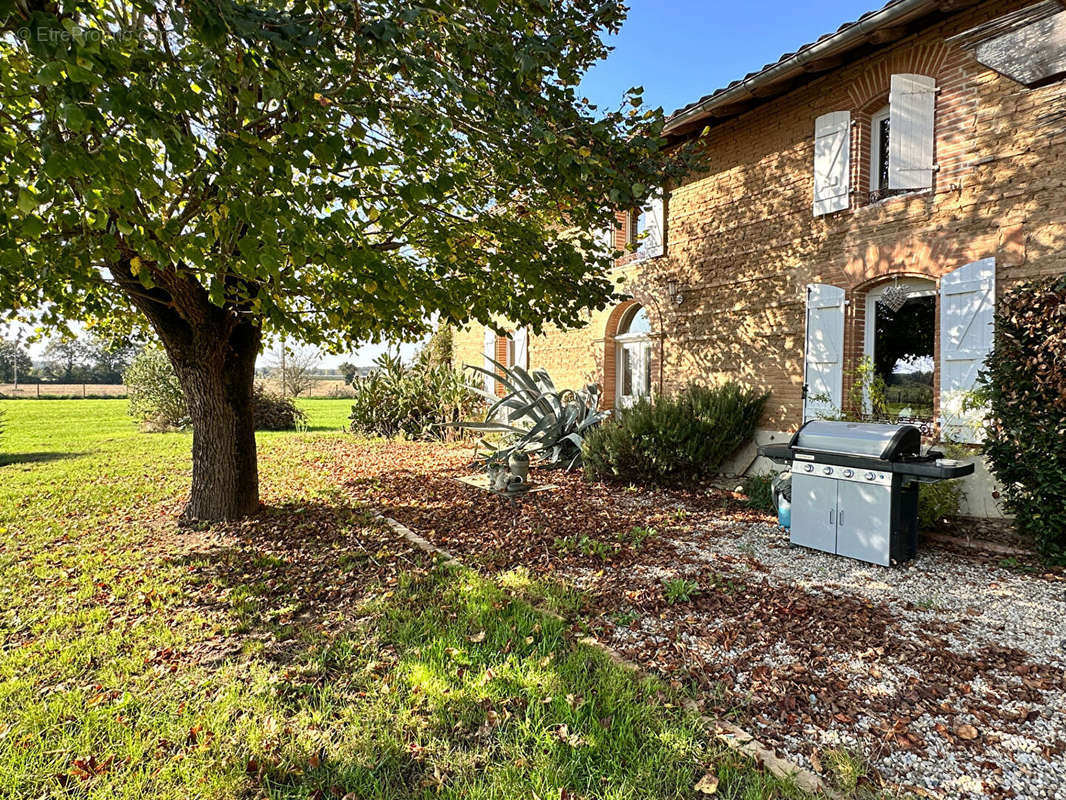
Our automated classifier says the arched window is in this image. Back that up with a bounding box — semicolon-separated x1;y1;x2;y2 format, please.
615;304;652;408
619;305;651;336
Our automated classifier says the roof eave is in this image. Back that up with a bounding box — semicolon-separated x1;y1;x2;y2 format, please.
663;0;965;139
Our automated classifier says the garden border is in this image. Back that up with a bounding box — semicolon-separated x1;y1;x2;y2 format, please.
376;513;836;798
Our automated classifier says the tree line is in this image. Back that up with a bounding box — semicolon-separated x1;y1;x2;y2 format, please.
0;335;136;384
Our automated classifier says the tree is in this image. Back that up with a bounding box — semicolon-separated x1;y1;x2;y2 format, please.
416;325;454;370
0;1;695;520
0;340;33;384
266;342;320;398
41;336;92;382
84;334;138;383
337;362;359;386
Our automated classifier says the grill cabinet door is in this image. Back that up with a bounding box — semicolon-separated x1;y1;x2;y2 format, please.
790;474;838;555
835;480;891;566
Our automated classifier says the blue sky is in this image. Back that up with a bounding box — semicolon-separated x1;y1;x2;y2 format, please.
580;0;880;117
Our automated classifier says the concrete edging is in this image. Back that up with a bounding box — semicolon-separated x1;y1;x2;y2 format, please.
376;512;836;798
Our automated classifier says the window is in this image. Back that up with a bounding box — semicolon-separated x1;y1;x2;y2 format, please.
868;105;905;203
625;207;647;247
623;199;664;260
812;74;936;214
615;305;652;408
864;278;937;424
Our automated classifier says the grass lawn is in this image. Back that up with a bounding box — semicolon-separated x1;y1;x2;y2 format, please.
0;400;803;799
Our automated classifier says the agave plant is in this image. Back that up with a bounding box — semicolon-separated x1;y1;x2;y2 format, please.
458;357;609;469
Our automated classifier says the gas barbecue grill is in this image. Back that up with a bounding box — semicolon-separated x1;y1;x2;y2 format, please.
759;421;974;566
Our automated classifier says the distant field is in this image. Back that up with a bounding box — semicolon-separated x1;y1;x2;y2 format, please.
0;383;128;398
257;377;355;398
1;379;355;400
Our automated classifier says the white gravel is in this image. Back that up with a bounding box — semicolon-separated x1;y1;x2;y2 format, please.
594;517;1066;799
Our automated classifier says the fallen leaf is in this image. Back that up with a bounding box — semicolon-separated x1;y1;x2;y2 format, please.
695;772;719;794
956;724;979;741
469;631;486;643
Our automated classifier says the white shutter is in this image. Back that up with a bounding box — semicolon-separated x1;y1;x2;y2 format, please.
813;111;851;217
889;74;937;190
482;327;496;394
638;196;664;259
513;327;529;370
803;284;846;422
939;257;995;443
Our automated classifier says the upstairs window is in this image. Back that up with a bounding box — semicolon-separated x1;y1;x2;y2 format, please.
624;198;664;260
868;105;905;202
814;74;937;215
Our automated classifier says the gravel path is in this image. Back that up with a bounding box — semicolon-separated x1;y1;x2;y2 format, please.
596;519;1066;799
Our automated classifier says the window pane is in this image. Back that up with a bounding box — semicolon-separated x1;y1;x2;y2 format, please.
621;348;633;396
621;306;651;335
878;117;891;190
641;344;652;396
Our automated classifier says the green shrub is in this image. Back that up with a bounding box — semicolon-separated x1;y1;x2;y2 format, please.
349;352;478;441
252;385;306;431
981;274;1066;560
125;347;188;428
918;480;962;530
582;382;768;485
126;348;305;431
742;472;775;513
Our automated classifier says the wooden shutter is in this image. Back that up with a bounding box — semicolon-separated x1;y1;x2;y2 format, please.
813;111;851;217
939;258;995;443
638;196;664;259
803;284;846;422
482;328;496;394
888;74;937;190
600;222;616;256
513;327;529;370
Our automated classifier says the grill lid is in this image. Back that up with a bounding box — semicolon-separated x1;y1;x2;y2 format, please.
789;420;922;461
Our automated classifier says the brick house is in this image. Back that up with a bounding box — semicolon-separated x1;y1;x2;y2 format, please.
453;0;1066;516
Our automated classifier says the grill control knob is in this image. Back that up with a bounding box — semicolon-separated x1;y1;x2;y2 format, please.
865;472;876;481
823;466;833;475
803;463;814;472
842;469;854;478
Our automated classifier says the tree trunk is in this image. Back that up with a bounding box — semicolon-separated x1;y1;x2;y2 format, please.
110;254;264;522
173;319;262;522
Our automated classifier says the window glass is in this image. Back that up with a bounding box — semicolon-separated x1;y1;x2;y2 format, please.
641;343;652;396
876;116;891;191
620;306;651;336
621;348;633;396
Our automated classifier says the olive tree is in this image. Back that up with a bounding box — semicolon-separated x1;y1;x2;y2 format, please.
0;0;693;520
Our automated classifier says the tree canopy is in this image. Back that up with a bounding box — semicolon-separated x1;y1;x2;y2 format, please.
0;0;694;519
1;0;691;344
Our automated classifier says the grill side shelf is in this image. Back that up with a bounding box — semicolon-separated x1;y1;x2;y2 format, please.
892;460;975;480
758;443;794;464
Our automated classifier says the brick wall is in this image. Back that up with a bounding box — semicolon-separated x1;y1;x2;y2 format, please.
454;0;1066;431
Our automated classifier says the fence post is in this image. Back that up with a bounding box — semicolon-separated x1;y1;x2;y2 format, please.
36;383;40;399
83;383;86;399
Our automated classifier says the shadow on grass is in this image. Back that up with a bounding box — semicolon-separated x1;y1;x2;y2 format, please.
162;498;808;800
0;451;86;467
